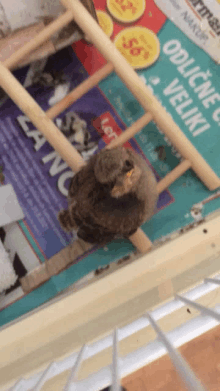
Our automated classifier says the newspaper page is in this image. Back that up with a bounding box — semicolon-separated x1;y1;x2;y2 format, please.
154;0;220;63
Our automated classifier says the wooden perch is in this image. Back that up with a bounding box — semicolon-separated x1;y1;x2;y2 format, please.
0;61;85;173
107;112;153;150
157;160;192;194
46;63;114;119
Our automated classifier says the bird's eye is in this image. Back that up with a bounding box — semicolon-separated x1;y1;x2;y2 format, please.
124;160;133;172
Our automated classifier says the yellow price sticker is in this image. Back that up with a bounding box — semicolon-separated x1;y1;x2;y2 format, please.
114;26;160;69
107;0;145;23
97;10;114;38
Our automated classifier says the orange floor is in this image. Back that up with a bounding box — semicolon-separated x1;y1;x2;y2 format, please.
122;325;220;391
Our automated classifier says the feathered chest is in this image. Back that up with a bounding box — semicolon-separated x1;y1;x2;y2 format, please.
73;176;144;219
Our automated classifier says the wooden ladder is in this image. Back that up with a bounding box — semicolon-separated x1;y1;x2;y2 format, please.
0;0;219;259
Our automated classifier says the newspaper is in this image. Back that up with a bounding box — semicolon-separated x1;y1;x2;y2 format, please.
154;0;220;63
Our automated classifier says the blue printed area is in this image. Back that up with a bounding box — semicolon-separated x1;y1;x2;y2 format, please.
0;21;220;328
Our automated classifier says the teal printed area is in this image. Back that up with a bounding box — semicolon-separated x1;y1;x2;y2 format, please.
0;20;219;328
99;20;220;241
100;20;220;176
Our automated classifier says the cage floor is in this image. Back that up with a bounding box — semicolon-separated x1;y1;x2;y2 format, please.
0;19;219;328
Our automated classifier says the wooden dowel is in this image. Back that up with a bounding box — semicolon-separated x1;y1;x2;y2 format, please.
46;63;114;119
157;160;191;194
0;61;85;173
61;0;220;191
106;112;153;150
0;22;54;64
129;228;152;254
3;10;74;71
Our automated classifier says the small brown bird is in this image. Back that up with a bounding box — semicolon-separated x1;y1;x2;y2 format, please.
58;146;158;245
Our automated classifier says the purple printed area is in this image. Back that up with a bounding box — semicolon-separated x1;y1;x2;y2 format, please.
0;47;173;259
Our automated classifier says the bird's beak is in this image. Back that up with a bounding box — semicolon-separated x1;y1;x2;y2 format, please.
111;169;135;198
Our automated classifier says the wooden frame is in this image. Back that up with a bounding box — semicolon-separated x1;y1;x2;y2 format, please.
1;212;220;389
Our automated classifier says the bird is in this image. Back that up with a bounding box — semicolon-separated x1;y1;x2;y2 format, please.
58;146;158;245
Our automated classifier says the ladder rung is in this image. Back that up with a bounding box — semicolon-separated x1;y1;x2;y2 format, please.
0;61;85;173
107;112;153;150
157;160;191;194
129;228;152;254
3;10;74;70
47;63;114;119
